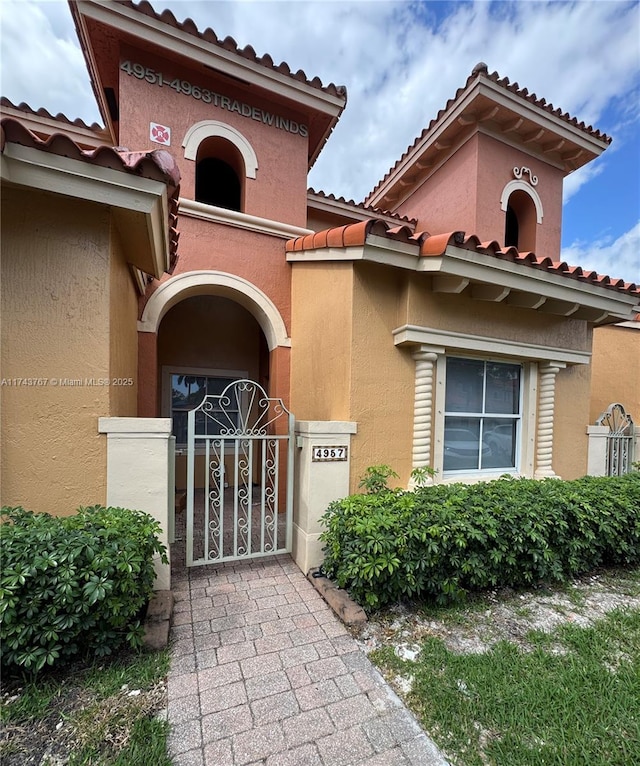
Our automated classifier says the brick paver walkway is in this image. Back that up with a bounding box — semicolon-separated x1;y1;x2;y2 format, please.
167;554;449;766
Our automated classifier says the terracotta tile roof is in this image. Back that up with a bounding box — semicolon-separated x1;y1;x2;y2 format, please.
285;219;639;298
307;188;416;225
368;62;612;202
121;1;347;101
1;117;180;269
0;97;103;132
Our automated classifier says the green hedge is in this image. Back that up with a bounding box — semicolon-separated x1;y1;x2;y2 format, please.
0;505;168;674
319;473;640;609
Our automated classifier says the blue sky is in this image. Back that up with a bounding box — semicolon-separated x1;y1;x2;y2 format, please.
1;0;639;283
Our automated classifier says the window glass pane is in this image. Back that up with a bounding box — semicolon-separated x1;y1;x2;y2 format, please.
482;418;517;469
445;358;484;413
171;374;241;443
173;411;187;445
485;363;521;414
172;374;207;409
207;377;237;396
444;417;481;471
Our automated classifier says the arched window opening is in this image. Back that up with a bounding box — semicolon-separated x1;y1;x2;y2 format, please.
505;204;519;248
503;189;537;252
195;137;243;211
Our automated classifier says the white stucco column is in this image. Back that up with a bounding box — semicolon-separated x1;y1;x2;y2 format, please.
534;362;565;479
409;347;440;487
586;424;610;476
293;421;357;573
98;418;174;590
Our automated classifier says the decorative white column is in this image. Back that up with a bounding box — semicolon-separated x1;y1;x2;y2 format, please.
409;348;439;487
586;425;610;476
293;421;357;573
534;363;565;478
98;418;174;590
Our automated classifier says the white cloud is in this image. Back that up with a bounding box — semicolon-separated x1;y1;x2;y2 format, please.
1;0;638;262
3;1;638;199
563;161;606;204
0;0;98;123
561;222;640;282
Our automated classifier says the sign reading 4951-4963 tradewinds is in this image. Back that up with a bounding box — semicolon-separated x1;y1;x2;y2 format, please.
120;61;309;137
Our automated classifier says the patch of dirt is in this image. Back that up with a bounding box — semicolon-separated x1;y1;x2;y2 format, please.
353;568;640;656
0;675;167;766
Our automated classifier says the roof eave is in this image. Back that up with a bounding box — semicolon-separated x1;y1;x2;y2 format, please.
0;101;110;149
1;141;171;278
367;74;610;209
71;0;346;163
306;190;417;229
286;234;638;325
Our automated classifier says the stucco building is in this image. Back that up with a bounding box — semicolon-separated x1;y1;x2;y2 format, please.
2;0;638;584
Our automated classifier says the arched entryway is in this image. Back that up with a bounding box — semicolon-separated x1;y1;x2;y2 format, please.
137;271;293;565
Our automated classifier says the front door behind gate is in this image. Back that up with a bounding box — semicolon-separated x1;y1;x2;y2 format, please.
186;379;294;566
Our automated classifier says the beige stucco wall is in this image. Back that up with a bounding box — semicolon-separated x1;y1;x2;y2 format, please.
401;275;591;353
109;226;139;416
1;190;111;514
290;263;354;421
589;324;640;425
554;362;591;479
290;259;594;490
349;263;414;490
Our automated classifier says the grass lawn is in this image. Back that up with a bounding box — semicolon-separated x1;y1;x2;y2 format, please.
0;648;171;766
369;573;640;766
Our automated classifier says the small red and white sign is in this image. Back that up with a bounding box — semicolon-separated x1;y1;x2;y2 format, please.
150;122;171;146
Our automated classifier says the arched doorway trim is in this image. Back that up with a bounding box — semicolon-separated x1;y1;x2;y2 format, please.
182;121;258;179
500;180;544;223
138;270;290;350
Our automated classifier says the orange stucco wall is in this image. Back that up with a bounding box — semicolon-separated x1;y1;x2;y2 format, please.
590;324;640;424
158;295;267;489
1;190;113;514
117;44;309;228
157;295;265;388
475;133;563;259
396;132;564;259
395;136;480;236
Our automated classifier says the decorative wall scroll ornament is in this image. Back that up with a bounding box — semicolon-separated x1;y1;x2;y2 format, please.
150;122;171;146
513;166;538;186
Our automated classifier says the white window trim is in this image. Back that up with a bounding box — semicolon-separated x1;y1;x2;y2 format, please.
500;179;543;224
182;120;258;178
399;328;587;483
162;365;248;454
433;353;537;483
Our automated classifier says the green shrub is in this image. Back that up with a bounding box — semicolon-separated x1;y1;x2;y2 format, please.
319;472;640;610
0;505;168;674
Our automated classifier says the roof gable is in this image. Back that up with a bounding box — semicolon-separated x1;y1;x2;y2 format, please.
367;63;611;210
70;0;347;167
